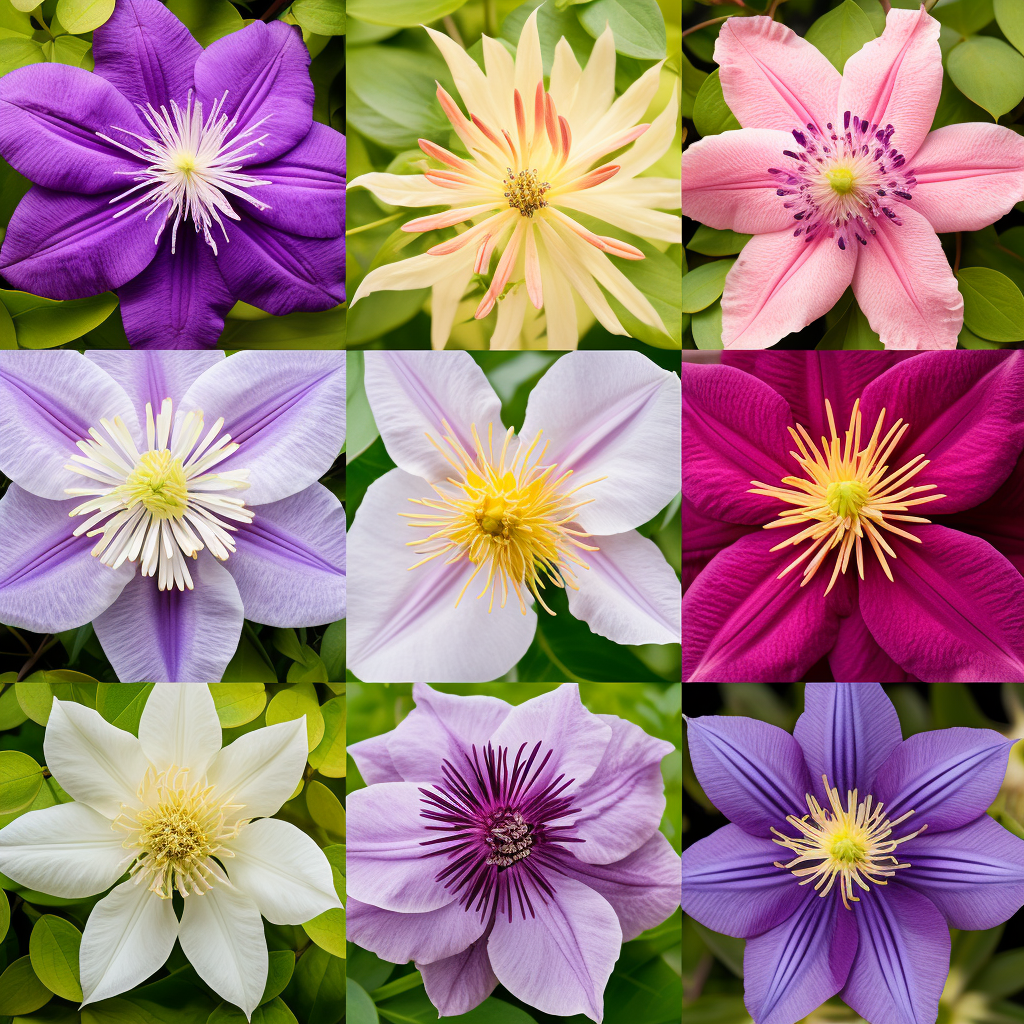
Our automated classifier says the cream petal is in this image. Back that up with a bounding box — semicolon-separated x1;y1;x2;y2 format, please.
568;25;617;139
553;193;682;243
550;38;582;115
350;249;473;306
613;90;679;180
576;61;664;155
349;172;492;208
425;25;506;130
491;284;530;349
513;9;544;137
430;246;478;350
537;236;580;350
137;683;222;778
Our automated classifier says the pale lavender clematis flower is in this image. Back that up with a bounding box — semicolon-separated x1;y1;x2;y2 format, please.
0;350;345;682
683;683;1024;1024
348;683;682;1020
348;351;681;682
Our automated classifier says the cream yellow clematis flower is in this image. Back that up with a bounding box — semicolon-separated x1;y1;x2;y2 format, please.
347;9;682;350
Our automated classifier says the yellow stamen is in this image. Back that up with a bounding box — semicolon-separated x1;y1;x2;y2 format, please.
826;166;855;194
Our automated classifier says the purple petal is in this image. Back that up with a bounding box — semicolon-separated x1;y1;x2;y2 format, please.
83;351;224;415
827;606;916;683
92;553;244;682
0;63;148;193
682;362;794;526
686;715;811;838
0;486;132;633
487;874;620;1021
349;732;403;786
570;712;674;864
898;812;1024;929
225;483;345;626
245;122;345;239
744;889;857;1024
682;824;804;938
793;683;902;802
117;232;235;349
91;0;200;109
0;351;139;500
419;923;498;1016
682;494;754;594
555;832;681;941
859;524;1024;682
859;351;1024;514
0;186;158;299
839;884;949;1024
871;726;1014;834
178;351;344;506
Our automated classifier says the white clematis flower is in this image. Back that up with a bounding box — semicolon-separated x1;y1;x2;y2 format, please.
0;685;342;1019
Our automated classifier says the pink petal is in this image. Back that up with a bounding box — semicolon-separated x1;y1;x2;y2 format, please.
828;605;916;682
715;16;840;134
852;206;962;350
680;128;798;234
908;122;1024;232
683;495;755;593
722;229;856;349
836;7;942;164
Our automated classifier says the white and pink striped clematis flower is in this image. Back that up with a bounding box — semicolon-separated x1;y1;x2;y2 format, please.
681;8;1024;349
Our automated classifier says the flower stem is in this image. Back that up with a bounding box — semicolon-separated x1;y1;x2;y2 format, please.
370;972;424;1002
682;15;731;39
261;0;291;23
5;627;33;657
16;635;58;682
443;15;465;47
346;213;405;236
484;0;498;37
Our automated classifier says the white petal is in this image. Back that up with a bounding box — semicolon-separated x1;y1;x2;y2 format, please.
350;249;478;308
224;818;341;925
521;351;681;534
178;884;267;1019
44;699;148;819
80;879;178;1005
138;684;222;777
206;719;307;820
567;530;681;645
0;802;133;898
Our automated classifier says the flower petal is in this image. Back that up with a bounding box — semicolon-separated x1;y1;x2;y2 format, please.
79;879;178;1005
44;698;148;819
83;351;225;416
0;802;133;898
682;823;803;938
419;924;499;1016
224;817;341;926
92;553;245;683
683;494;755;593
828;605;917;682
137;683;221;778
179;351;345;506
348;732;403;786
178;883;267;1019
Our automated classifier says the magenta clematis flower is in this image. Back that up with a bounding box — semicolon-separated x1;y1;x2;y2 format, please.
0;350;345;682
683;351;1024;681
680;8;1024;349
348;683;682;1020
0;0;345;349
683;682;1024;1024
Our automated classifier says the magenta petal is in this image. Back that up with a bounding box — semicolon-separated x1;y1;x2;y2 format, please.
827;607;916;683
682;823;802;938
839;884;949;1024
683;362;794;525
743;888;857;1024
898;813;1024;929
859;525;1024;682
682;495;754;594
419;923;498;1017
686;715;811;838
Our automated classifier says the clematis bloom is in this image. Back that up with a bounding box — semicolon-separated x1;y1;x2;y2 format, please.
683;682;1024;1024
0;0;345;349
0;350;346;683
348;351;681;682
348;9;681;350
0;685;342;1019
348;682;681;1020
681;8;1024;349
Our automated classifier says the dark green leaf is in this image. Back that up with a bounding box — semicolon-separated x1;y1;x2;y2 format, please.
693;69;740;137
320;622;345;684
931;682;994;729
933;0;994;36
290;946;344;1024
260;952;295;1007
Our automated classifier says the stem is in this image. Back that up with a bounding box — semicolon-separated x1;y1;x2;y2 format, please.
346;212;405;236
5;627;33;657
684;952;714;1004
880;0;891;12
443;15;464;47
484;0;498;37
261;0;291;22
682;15;731;39
371;972;424;1002
31;9;55;40
16;635;57;682
953;232;962;276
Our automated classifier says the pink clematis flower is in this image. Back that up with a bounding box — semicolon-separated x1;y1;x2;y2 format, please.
681;8;1024;349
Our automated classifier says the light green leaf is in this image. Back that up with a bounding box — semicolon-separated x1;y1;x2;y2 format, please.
29;916;82;1002
603;237;681;348
261;952;295;1007
345;287;428;345
693;69;740;137
0;302;15;350
301;907;346;960
345;354;378;462
0;37;45;76
0;5;34;32
286;648;329;684
320;621;344;682
51;33;91;69
347;980;378;1024
0;957;52;1016
997;0;1024;57
346;0;462;26
306;780;345;837
690;300;723;350
805;0;876;71
218;307;344;349
681;51;707;121
686;225;751;257
947;36;1024;120
932;0;994;36
959;324;1002;348
0;291;117;348
54;0;114;34
166;0;243;46
681;259;733;314
957;266;1024;341
292;0;344;36
209;684;267;728
265;683;325;750
94;683;153;737
0;751;43;814
576;0;666;60
15;682;52;726
0;888;9;945
308;698;345;778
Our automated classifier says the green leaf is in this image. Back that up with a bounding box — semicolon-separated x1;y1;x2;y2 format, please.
290;946;344;1024
208;998;299;1024
690;921;745;979
320;621;345;683
220;631;277;684
959;324;1002;349
166;0;243;46
931;73;990;130
308;698;345;778
345;287;427;346
266;683;325;750
0;890;9;946
345;354;379;462
306;780;345;837
0;958;51;1017
218;307;344;349
0;37;45;76
931;682;993;729
932;0;994;36
0;291;117;349
690;300;723;350
14;684;52;727
605;238;681;348
948;925;1004;1000
50;34;92;69
576;0;666;59
681;259;733;314
260;952;295;1008
686;225;751;257
301;905;346;960
82;997;165;1024
947;36;1024;120
54;0;114;33
805;0;876;71
347;980;378;1024
269;628;305;664
502;0;595;73
292;0;344;36
209;684;267;728
973;948;1024;998
29;916;82;1002
957;266;1024;341
817;300;882;349
94;683;153;737
997;0;1024;56
0;752;43;815
286;648;329;684
0;689;25;732
346;0;462;26
681;51;707;120
0;303;15;350
693;69;740;137
0;5;34;33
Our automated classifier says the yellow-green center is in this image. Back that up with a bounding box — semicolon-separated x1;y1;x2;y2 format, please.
826;479;870;519
829;835;866;864
119;449;189;519
826;167;855;194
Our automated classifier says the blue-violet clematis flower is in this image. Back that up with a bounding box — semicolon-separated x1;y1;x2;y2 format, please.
0;0;345;349
683;682;1024;1024
0;350;346;682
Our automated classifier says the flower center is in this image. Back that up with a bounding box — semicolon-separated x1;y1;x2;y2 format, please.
771;773;926;910
503;167;551;217
403;420;600;615
65;397;254;592
484;809;534;867
749;397;945;595
826;166;855;194
97;91;273;255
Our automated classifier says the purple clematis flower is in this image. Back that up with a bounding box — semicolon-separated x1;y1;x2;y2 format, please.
683;351;1024;681
348;683;682;1021
683;682;1024;1024
0;350;345;682
0;0;345;349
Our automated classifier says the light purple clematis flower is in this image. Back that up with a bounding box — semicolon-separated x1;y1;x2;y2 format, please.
0;0;345;349
348;683;682;1021
683;682;1024;1024
0;350;345;682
